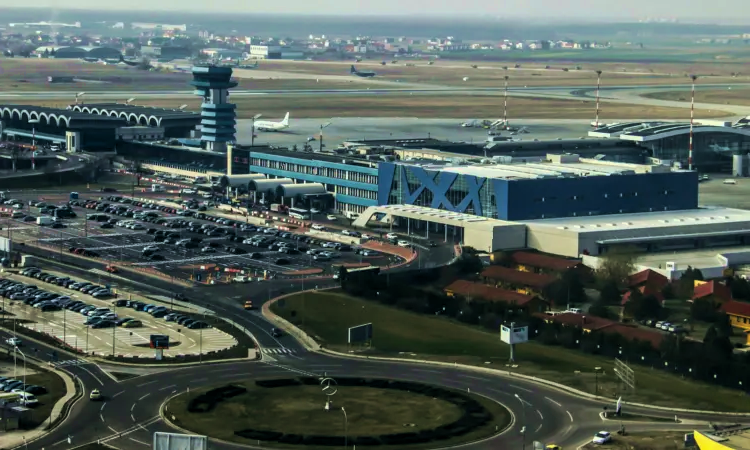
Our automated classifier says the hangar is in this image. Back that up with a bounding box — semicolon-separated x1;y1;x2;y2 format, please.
0;105;126;151
35;45;123;59
68;103;201;138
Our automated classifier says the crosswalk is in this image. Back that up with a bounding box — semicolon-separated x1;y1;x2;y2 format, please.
52;359;88;367
261;347;298;355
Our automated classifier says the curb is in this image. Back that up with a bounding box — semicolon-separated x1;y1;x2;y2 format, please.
261;292;750;418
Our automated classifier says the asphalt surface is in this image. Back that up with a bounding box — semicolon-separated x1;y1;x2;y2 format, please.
0;247;746;450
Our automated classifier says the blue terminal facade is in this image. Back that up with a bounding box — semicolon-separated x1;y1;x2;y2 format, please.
248;150;379;214
246;150;698;220
377;162;698;220
190;66;237;152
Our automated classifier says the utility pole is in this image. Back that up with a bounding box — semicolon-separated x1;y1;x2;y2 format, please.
594;70;603;128
503;74;509;127
689;74;698;171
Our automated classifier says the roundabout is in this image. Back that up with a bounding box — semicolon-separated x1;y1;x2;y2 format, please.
164;377;513;448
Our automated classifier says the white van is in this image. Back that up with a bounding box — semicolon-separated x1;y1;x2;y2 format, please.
151;184;166;193
11;391;38;406
723;179;737;185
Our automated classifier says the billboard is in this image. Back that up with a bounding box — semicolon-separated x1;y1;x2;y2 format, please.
0;237;10;253
348;323;373;344
150;334;170;349
153;432;207;450
500;324;528;345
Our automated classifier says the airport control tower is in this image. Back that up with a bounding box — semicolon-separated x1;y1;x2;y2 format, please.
190;65;238;152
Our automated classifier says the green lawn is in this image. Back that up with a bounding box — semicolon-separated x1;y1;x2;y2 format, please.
167;380;510;449
272;292;750;412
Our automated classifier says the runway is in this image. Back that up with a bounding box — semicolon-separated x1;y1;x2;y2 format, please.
4;254;749;450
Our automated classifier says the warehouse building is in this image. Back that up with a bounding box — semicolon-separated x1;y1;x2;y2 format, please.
34;45;123;59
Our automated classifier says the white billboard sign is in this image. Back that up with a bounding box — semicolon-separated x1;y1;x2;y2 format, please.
500;325;528;345
153;432;208;450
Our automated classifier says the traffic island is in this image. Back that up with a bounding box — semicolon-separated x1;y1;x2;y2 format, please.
164;377;512;449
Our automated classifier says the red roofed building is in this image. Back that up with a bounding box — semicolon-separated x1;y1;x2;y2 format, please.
511;251;585;275
627;269;670;291
542;312;664;349
621;285;665;306
444;280;548;312
692;280;732;303
481;266;556;296
599;323;665;349
721;300;750;332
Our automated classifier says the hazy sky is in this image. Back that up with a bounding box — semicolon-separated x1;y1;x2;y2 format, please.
0;0;746;21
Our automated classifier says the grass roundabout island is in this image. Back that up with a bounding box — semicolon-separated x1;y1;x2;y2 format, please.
165;377;513;448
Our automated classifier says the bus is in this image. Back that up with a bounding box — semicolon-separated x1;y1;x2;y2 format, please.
288;207;311;220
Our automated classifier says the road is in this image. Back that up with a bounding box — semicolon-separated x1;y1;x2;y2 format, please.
2;251;747;450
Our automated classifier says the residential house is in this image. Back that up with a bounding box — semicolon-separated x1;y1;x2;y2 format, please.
444;280;548;313
541;312;665;349
692;280;732;303
481;266;556;296
627;269;670;291
511;251;584;275
720;300;750;333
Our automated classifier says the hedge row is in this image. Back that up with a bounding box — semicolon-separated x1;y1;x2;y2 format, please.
188;384;247;413
237;378;495;446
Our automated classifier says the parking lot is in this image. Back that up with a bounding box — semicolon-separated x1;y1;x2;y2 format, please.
1;270;237;359
0;193;403;283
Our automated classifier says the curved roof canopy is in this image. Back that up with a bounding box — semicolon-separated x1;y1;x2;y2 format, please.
68;103;200;128
276;183;327;197
0;104;126;128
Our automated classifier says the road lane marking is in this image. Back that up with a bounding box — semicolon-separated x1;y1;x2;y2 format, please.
129;438;150;446
537;410;543;420
131;414;136;422
545;396;562;407
112;391;124;398
100;403;106;412
138;393;150;401
78;365;104;386
410;369;442;374
108;426;118;433
457;375;486;381
131;403;136;412
192;377;208;382
158;384;177;391
509;384;533;393
100;414;105;422
535;423;543;433
567;410;574;422
137;380;157;388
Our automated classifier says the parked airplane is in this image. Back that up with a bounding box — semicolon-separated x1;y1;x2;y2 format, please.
350;65;376;78
254;113;290;132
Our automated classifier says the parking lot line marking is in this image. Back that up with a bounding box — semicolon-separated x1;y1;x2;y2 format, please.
138;393;150;401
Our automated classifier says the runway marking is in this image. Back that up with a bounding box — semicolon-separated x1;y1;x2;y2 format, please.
130;438;149;446
545;396;562;407
458;374;486;381
78;365;104;386
112;391;124;398
509;384;533;393
158;384;177;391
137;380;157;387
138;393;150;401
567;410;574;422
537;410;543;420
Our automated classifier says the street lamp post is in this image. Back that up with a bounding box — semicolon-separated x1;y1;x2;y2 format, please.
251;114;262;146
341;406;348;449
75;92;86;105
515;393;526;450
28;119;39;170
319;122;331;152
14;346;26;393
594;366;602;395
594;70;603;128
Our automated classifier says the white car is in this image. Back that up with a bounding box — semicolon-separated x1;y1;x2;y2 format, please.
181;189;196;195
397;240;410;247
312;224;326;231
326;214;336;220
386;232;398;240
592;431;611;445
5;337;21;347
361;234;372;240
201;192;212;198
142;245;160;252
130;224;145;230
242;238;255;245
233;276;250;283
310;208;321;214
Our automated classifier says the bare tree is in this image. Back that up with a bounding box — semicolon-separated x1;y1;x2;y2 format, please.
596;246;639;287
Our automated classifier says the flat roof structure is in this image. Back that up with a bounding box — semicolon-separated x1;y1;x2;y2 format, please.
399;154;672;181
353;204;526;252
694;428;750;450
68;103;200;131
523;206;750;258
0;105;125;128
589;121;750;142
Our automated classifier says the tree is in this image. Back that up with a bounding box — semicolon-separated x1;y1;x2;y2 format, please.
677;266;704;299
596;247;638;286
715;312;734;337
703;325;734;361
588;301;615;320
599;280;622;304
690;298;717;322
624;290;663;321
730;276;750;301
